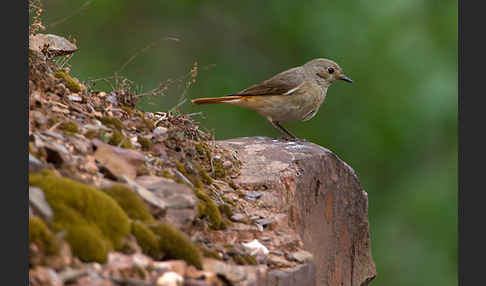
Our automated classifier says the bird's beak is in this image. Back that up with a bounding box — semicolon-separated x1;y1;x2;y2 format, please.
340;75;353;83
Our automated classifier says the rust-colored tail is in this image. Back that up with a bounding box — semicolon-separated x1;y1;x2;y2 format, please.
191;95;242;105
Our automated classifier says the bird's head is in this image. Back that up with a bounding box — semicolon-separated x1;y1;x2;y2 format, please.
304;58;352;87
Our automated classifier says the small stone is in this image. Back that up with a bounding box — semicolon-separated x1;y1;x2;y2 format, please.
29;33;77;57
288;250;314;263
230;213;245;222
246;191;262;199
29;153;43;172
31;110;48;125
157;271;183;286
68;94;82;102
43;130;66;141
98;91;107;97
255;218;273;228
29;186;53;220
222;160;232;169
242;239;269;256
107;92;118;105
154;126;168;136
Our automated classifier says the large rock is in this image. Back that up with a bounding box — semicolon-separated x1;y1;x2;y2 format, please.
217;137;376;286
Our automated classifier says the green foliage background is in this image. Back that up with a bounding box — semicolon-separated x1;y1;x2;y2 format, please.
42;0;457;285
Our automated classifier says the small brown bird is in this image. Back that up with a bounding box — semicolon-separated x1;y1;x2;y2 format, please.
191;58;352;139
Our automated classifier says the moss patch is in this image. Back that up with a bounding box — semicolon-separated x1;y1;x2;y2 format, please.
58;121;79;135
100;116;125;130
29;172;131;263
150;223;203;269
84;129;101;139
109;129;134;149
200;247;222;260
137;136;152;151
194;188;225;230
131;221;160;258
218;204;233;218
233;254;258;265
102;184;154;223
54;70;81;93
29;216;60;256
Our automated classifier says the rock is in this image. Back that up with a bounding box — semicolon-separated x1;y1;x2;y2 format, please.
151;260;187;276
68;94;83;102
135;176;198;228
117;176;168;216
156;272;183;286
29;186;53;220
245;191;262;199
29;33;78;57
230;213;245;222
101;252;151;281
29;266;63;286
288;250;313;263
93;139;145;180
29;153;43;172
202;258;267;285
217;137;376;286
267;263;316;286
153;126;168;136
242;239;269;256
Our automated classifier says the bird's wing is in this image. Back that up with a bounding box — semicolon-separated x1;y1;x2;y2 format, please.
233;66;306;96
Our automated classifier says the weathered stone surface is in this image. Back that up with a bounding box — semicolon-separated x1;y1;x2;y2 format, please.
93;139;145;180
29;186;54;220
267;263;317;286
29;33;78;57
217;137;376;286
135;175;198;228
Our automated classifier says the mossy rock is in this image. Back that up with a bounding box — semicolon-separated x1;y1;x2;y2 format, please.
200;247;222;260
194;188;225;230
109;129;134;149
54;70;81;93
58;121;79;135
100;116;125;131
233;254;258;265
150;223;203;269
102;184;154;223
29;216;60;256
137;136;152;151
131;221;160;258
29;172;131;263
218;204;233;218
66;225;109;263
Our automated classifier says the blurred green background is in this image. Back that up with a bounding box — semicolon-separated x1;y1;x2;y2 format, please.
40;0;457;285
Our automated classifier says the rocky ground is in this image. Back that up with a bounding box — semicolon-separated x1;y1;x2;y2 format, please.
29;33;317;286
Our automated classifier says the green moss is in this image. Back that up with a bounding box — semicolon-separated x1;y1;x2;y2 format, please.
228;180;238;190
176;162;188;176
102;184;154;223
160;169;174;180
29;216;60;256
194;188;224;230
131;221;160;258
222;197;236;207
150;223;203;269
100;116;125;130
212;160;227;179
58;121;79;135
84;130;100;139
195;142;211;159
109;129;134;149
66;225;108;263
47;117;58;128
197;166;213;185
233;254;258;265
120;106;133;116
200;247;222;260
137;136;152;151
54;70;81;93
29;172;131;263
218;204;233;218
143;118;155;131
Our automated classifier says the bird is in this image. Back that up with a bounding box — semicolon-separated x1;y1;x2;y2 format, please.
191;58;352;140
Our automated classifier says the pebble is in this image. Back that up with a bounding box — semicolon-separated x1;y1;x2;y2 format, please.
246;191;262;199
156;271;184;286
154;126;168;136
230;213;245;222
68;94;82;102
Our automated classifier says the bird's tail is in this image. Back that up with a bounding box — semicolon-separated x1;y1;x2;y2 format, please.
191;95;242;105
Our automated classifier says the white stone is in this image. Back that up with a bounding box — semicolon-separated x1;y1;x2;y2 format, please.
156;271;183;286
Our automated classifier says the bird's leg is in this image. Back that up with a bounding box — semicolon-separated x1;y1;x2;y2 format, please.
268;119;297;140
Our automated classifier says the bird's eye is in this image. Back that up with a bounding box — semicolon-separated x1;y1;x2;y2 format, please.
328;67;334;74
